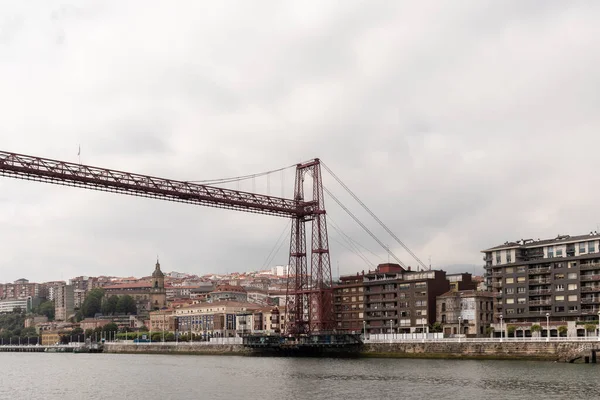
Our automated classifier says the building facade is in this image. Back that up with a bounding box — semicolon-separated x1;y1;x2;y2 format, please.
55;285;74;321
174;301;259;339
333;273;365;333
436;290;494;336
483;232;600;335
103;260;167;313
364;264;451;334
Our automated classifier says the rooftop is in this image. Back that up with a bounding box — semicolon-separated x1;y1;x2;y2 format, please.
482;232;600;252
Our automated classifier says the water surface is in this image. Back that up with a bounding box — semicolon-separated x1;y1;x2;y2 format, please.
0;353;598;399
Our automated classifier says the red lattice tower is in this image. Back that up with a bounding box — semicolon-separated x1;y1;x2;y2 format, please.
285;159;333;335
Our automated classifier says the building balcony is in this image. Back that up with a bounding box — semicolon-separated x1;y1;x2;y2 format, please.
529;300;551;305
581;286;600;293
580;263;600;271
492;282;503;288
581;297;600;304
529;279;551;284
581;308;600;315
581;275;600;282
528;267;551;275
529;289;551;295
492;271;503;277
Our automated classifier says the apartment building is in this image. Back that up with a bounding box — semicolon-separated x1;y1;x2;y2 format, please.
333;273;365;333
483;232;600;332
436;290;494;336
0;279;41;300
174;301;260;338
364;264;452;335
55;285;75;322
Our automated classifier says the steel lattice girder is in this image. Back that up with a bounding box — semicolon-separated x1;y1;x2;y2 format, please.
0;151;315;218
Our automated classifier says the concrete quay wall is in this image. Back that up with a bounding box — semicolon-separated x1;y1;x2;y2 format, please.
105;341;598;362
362;341;595;362
105;343;250;356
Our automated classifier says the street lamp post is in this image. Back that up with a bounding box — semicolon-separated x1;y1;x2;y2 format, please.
389;320;393;343
597;311;600;341
363;320;367;341
545;312;550;342
499;314;503;342
458;316;462;342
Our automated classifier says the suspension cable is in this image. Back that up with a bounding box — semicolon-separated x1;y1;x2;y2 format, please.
187;164;296;186
322;162;428;271
323;185;406;268
328;218;375;267
262;219;291;269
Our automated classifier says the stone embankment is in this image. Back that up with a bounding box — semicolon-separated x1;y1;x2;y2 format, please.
105;342;251;356
105;341;600;363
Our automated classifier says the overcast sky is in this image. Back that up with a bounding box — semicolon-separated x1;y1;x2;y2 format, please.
1;1;600;283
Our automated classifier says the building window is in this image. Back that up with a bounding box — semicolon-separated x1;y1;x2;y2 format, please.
555;295;564;302
517;266;526;273
506;250;512;263
567;284;577;291
496;253;501;264
399;284;410;290
548;246;554;258
555;306;565;312
505;267;514;274
569;306;578;312
441;303;446;312
554;273;564;280
506;298;514;304
517;276;526;283
556;248;563;257
505;288;514;294
505;278;514;284
589;242;596;253
441;314;446;323
568;295;578;302
517;308;525;314
517;287;526;294
579;242;586;254
506;309;515;314
415;300;427;307
567;273;577;280
517;298;526;304
555;284;564;291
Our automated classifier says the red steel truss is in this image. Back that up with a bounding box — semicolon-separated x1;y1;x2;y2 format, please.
285;159;334;335
0;150;334;334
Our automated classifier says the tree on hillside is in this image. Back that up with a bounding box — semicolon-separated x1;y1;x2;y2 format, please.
102;295;119;316
116;295;137;315
81;288;105;318
37;301;55;320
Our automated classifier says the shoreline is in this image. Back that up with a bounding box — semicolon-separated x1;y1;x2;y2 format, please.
102;341;600;363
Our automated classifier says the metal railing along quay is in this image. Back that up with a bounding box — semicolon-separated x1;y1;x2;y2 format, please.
363;336;600;344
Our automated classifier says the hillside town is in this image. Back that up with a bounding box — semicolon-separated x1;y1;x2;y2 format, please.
3;230;600;345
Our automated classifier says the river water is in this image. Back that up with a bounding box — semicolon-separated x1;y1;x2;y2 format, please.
0;353;599;399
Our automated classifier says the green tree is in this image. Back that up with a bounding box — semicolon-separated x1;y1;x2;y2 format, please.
530;324;542;337
81;289;105;318
485;326;495;336
558;326;568;337
165;332;175;342
584;323;597;335
84;329;94;339
430;322;442;333
102;295;119;316
116;295;137;315
103;323;119;333
12;307;22;314
36;301;55;320
507;325;516;337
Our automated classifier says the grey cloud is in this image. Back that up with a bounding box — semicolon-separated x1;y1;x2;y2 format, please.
1;1;600;281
